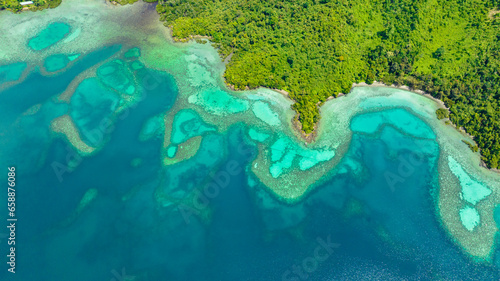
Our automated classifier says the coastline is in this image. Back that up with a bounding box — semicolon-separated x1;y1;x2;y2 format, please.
285;80;479;146
2;1;499;269
0;1;63;13
268;88;320;143
133;1;491;169
349;81;500;172
223;78;468;152
274;80;448;145
172;34;213;43
266;79;500;176
350;81;447;109
3;0;496;176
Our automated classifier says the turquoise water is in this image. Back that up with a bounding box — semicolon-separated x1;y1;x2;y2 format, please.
69;77;121;144
1;4;500;281
28;22;71;51
0;45;120;126
43;54;70;72
0;62;26;85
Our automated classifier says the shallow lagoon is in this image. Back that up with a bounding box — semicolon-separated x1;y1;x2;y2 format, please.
0;1;499;280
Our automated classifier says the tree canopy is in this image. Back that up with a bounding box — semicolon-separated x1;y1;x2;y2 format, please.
155;0;500;169
0;0;62;12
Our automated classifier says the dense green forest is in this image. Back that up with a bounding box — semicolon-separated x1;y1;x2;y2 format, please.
151;0;500;169
0;0;61;12
2;0;499;168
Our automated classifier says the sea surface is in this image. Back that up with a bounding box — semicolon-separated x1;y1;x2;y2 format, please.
0;1;499;280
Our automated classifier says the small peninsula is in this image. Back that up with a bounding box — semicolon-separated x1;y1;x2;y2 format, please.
1;0;500;279
0;0;62;12
4;0;499;170
154;0;500;169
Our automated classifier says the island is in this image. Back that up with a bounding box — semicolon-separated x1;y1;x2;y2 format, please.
0;0;62;12
0;0;499;279
154;0;500;169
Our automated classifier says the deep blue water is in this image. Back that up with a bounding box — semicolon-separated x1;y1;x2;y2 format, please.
0;46;499;281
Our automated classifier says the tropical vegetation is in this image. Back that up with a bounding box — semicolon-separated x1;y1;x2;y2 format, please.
153;0;500;168
2;0;499;168
0;0;61;12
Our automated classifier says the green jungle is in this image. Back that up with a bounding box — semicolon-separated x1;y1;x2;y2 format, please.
0;0;61;11
2;0;500;169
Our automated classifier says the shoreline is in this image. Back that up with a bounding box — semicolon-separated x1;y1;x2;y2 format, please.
350;81;447;108
267;80;499;174
267;88;319;143
274;80;449;145
347;82;500;174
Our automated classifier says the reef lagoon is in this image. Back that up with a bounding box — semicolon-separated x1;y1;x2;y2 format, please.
0;1;500;280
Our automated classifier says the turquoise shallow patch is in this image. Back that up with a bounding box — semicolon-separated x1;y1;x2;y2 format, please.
167;146;177;158
130;60;144;71
97;59;136;95
44;54;70;72
298;149;336;171
494;204;500;228
270;151;295;178
139;115;164;141
69;78;120;145
252;101;281;126
28;22;71;51
350;108;436;139
62;27;81;43
125;85;135;95
248;128;269;142
171;109;215;144
188;88;249;116
448;156;491;205
124;47;141;59
270;138;288;162
459;206;480;231
268;137;335;178
379;126;438;156
67;54;80;61
0;62;27;85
